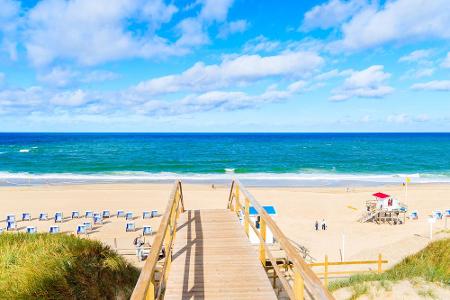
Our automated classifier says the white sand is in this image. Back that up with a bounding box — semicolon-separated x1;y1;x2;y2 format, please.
0;182;449;270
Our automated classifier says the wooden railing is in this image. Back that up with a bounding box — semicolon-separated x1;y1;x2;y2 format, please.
227;179;335;300
131;180;184;300
308;254;388;286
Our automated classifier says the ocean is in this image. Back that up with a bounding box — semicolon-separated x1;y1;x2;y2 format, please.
1;132;450;186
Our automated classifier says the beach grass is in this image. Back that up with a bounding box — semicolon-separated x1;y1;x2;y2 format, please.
329;238;450;292
0;233;139;299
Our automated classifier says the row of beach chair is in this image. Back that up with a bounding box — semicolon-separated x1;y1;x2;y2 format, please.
4;210;159;223
409;209;450;220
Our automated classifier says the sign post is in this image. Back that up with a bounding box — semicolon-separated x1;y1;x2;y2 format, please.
405;176;411;204
428;217;436;240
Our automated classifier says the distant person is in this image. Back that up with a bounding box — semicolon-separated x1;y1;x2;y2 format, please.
133;235;144;261
315;220;319;231
323;219;327;230
211;184;215;189
321;219;326;230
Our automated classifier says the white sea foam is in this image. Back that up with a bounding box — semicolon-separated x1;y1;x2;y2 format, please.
19;149;30;153
0;171;449;187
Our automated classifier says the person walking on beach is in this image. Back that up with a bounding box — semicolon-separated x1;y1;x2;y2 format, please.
321;219;326;230
315;220;319;231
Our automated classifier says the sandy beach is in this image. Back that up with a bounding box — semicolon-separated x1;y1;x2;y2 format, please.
1;182;449;269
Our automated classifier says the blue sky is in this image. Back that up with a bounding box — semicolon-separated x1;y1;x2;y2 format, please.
0;0;450;132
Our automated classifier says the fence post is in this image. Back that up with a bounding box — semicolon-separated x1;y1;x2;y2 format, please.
235;185;240;212
244;197;250;236
145;278;155;300
259;218;266;266
378;253;382;274
324;255;329;287
294;267;304;300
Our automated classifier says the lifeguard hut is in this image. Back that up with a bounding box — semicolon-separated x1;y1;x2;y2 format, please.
359;192;408;224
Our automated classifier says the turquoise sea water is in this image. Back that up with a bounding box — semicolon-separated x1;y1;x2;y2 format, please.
1;133;450;186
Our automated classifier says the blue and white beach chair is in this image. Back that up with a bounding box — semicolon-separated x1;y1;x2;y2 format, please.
126;222;135;232
445;209;450;217
151;210;158;218
6;214;15;223
125;212;134;221
85;211;94;218
49;226;60;234
39;213;48;221
76;224;87;235
143;225;153;236
83;221;92;230
72;211;80;219
102;210;110;218
26;226;37;234
410;211;419;220
117;210;125;218
22;213;31;221
143;211;151;219
93;214;103;225
7;221;16;231
433;210;443;220
54;212;63;223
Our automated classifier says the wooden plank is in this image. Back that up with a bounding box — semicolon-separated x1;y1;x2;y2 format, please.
164;209;277;300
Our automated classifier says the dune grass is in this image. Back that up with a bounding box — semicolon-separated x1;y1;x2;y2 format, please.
0;233;139;299
329;238;450;292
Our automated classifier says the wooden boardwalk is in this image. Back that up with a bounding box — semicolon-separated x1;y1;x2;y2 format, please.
164;209;278;300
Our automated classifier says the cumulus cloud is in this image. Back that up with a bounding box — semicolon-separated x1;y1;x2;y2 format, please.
301;0;368;31
25;0;181;66
218;20;249;38
199;0;234;22
411;80;450;91
50;89;88;106
0;0;21;60
330;65;394;101
134;51;324;95
441;52;450;68
331;0;450;51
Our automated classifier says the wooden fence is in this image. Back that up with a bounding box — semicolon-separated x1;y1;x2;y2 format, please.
228;179;334;300
308;254;388;286
130;180;184;300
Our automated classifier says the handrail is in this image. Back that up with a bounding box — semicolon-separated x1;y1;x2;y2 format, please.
131;180;184;300
228;179;335;300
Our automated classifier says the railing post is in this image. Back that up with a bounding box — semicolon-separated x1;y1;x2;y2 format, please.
235;185;240;212
244;197;250;236
324;255;329;287
294;267;304;300
378;253;382;274
145;278;155;300
259;218;266;266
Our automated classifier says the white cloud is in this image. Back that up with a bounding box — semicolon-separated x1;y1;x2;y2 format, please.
333;0;450;51
0;0;21;60
411;80;450;91
24;0;180;66
175;17;209;47
441;52;450;68
37;67;119;87
0;72;5;83
243;35;280;53
301;0;368;31
50;89;88;106
199;0;234;22
218;20;249;38
387;113;409;124
134;51;324;95
314;68;353;81
398;49;433;63
330;65;394;101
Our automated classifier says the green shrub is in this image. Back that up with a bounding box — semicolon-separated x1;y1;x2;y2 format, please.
0;233;139;299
